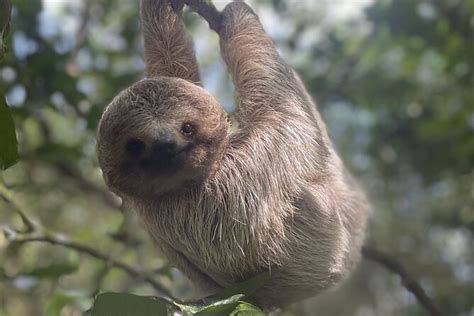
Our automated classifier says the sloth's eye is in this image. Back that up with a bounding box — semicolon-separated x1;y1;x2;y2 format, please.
180;123;194;137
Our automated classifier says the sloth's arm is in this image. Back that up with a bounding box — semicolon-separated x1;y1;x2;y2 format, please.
218;2;313;125
140;0;201;84
217;1;329;177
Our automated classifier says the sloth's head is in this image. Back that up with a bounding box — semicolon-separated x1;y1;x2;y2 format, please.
97;77;229;199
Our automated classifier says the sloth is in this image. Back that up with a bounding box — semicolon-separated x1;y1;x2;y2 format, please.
97;0;368;309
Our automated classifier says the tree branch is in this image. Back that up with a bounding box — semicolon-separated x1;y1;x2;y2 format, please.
0;183;36;233
362;246;443;316
0;182;175;305
11;234;175;305
184;0;223;32
66;0;93;77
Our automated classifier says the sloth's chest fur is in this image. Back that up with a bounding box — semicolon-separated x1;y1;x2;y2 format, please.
135;182;298;278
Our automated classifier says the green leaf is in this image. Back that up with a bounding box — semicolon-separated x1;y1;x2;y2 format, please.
0;0;12;58
91;292;168;316
174;294;244;316
26;263;78;279
173;273;270;315
0;95;19;170
195;295;244;315
229;302;265;316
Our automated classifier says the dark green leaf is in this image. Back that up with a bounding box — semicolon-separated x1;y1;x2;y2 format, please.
0;95;19;170
195;295;244;316
0;0;12;58
91;292;168;316
175;273;270;315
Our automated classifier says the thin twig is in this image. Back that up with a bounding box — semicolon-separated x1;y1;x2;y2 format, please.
362;246;443;316
73;0;92;54
66;0;93;76
0;183;36;233
184;0;223;32
12;235;175;305
90;263;112;298
0;182;175;304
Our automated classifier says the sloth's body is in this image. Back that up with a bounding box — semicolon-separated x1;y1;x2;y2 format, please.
97;0;368;308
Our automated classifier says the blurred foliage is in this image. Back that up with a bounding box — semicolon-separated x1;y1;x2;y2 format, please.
0;0;473;315
0;0;12;58
0;0;18;169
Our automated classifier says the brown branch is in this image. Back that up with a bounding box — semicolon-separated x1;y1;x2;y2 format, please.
0;182;175;304
73;0;92;54
362;246;443;316
66;0;93;77
0;183;36;233
90;263;112;298
12;234;175;305
184;0;223;32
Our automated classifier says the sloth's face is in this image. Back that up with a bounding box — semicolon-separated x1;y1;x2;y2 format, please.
97;78;229;199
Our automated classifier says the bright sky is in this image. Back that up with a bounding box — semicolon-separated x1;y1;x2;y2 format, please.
42;0;375;22
217;0;376;20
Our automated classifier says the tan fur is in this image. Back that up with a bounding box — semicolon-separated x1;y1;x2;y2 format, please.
97;0;368;309
141;0;201;83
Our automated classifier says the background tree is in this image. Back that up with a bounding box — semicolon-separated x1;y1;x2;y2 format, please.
0;0;472;315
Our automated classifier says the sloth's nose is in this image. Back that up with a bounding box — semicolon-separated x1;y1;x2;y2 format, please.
126;134;181;172
151;138;178;158
125;135;178;162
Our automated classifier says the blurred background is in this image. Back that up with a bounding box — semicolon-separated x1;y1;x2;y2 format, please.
0;0;473;315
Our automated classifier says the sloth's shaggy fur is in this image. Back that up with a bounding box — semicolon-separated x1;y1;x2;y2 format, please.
97;0;368;308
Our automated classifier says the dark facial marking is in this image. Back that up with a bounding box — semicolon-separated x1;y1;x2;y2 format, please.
126;138;146;157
